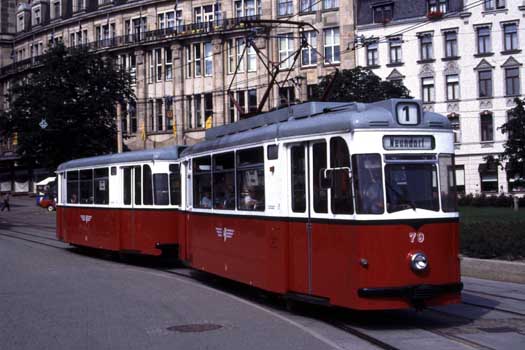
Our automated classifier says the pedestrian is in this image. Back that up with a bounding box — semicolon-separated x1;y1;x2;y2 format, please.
1;191;10;212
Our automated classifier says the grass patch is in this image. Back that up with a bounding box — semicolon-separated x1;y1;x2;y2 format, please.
459;206;525;260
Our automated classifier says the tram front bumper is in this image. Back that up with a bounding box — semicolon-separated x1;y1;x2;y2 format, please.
358;282;463;301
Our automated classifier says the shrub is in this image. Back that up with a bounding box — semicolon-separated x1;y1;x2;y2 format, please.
461;221;525;260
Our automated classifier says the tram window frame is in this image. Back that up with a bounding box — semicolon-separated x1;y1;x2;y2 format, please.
330;137;354;215
134;165;142;205
312;141;328;214
352;154;385;215
143;165;153;205
213;152;236;210
291;145;306;213
111;167;117;176
79;169;94;204
193;156;212;209
66;170;79;204
169;164;181;206
153;173;170;205
123;167;132;205
237;147;265;212
94;168;109;205
439;154;458;212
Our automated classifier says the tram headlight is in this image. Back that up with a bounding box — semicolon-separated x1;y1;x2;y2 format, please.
410;252;429;273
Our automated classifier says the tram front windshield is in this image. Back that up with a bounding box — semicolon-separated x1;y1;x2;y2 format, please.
352;154;456;214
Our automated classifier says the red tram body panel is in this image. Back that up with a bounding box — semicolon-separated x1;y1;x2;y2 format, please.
56;100;463;311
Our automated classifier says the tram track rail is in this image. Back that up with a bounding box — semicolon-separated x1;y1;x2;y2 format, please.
2;225;525;350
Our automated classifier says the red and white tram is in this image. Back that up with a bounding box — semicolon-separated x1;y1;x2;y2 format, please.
57;99;462;310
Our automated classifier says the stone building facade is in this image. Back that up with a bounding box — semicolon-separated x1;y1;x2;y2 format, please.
0;0;355;192
356;0;525;195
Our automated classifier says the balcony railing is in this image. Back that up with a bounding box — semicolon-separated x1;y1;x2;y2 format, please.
1;16;260;77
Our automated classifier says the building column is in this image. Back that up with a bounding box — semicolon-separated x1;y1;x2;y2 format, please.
135;49;147;149
172;43;184;144
116;102;123;153
212;37;224;127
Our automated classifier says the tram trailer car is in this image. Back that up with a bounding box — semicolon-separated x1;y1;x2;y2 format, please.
56;147;185;256
179;99;462;310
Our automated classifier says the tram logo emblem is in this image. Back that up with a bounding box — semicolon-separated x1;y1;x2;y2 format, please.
216;227;235;242
80;215;92;223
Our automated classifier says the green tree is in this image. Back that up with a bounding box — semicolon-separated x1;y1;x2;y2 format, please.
311;66;412;102
498;97;525;186
0;43;134;169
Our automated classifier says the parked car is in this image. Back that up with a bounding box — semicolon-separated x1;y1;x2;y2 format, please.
39;197;56;212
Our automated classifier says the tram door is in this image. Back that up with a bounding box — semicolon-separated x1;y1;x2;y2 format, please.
121;166;141;250
288;141;326;295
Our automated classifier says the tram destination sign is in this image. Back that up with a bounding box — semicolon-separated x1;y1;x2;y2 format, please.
383;135;434;150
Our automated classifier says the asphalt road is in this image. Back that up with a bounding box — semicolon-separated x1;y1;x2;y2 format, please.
1;196;524;350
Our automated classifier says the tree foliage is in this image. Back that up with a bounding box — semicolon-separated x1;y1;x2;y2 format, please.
0;43;134;169
499;97;525;177
311;66;412;103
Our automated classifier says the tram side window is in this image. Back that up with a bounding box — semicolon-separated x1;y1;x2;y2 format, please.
66;171;79;204
439;154;458;212
123;168;132;205
79;169;94;204
169;164;181;206
330;137;354;214
213;152;235;210
237;147;265;211
154;173;169;205
194;156;212;209
134;166;142;205
291;145;306;213
143;165;153;205
352;154;384;214
94;168;109;205
313;142;328;213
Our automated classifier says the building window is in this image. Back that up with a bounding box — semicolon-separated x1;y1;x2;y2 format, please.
373;4;393;24
422;77;435;103
195;95;203;128
484;0;506;11
480;162;498;192
18;15;25;32
52;1;61;20
323;0;339;10
478;70;492;98
505;67;520;96
388;37;402;64
165;48;173;80
301;31;318;66
74;0;86;13
186;96;193;129
194;43;202;77
476;26;491;54
507;163;525;193
33;8;41;26
155;49;162;81
366;42;379;66
278;34;294;69
236;38;246;72
420;34;433;60
324;28;340;64
204;42;213;76
156;99;164;131
446;74;460;101
278;0;293;16
166;98;173;131
428;0;447;13
503;23;518;52
186;46;192;78
279;86;296;107
300;0;318;13
248;89;258;113
444;30;458;58
204;93;214;127
247;45;257;72
449;115;461;143
227;40;234;74
235;0;261;17
480;113;494;142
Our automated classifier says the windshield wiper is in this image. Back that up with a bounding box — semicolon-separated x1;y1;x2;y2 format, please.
384;180;416;211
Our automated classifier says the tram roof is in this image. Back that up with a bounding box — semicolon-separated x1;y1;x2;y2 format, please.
181;99;451;156
57;146;185;171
